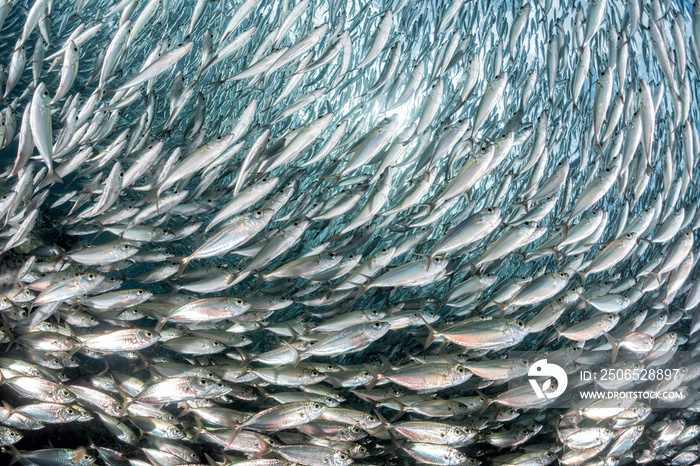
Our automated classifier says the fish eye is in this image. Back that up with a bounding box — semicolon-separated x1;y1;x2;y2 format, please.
212;341;220;346
361;371;370;377
137;290;144;294
61;389;70;396
486;207;493;213
370;310;378;315
256;210;262;216
457;366;465;374
87;274;95;279
262;178;268;182
373;322;381;328
311;370;319;377
328;253;335;258
9;431;16;437
352;426;361;433
313;402;321;409
216;136;222;140
516;321;525;328
235;299;243;305
145;331;153;337
434;257;441;263
240;335;247;340
67;408;74;414
44;91;48;96
199;379;208;385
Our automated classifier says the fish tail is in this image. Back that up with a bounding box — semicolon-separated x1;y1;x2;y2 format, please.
154;314;168;333
1;400;14;423
421;316;440;349
35;170;63;190
319;173;342;186
190;416;206;442
497;302;509;319
92;221;107;242
603;332;620;363
362;363;381;390
373;407;391;432
8;444;21;465
475;390;493;414
176;256;190;279
165;280;181;293
281;340;301;368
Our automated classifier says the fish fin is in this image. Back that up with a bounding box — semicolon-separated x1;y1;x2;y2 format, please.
603;332;620;364
576;270;587;287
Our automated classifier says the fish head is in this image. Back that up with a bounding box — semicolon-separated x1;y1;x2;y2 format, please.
52;384;76;404
304;400;327;418
330;450;353;466
301;369;326;385
0;427;22;445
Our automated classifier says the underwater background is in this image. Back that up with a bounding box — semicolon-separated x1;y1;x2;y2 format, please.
0;0;699;464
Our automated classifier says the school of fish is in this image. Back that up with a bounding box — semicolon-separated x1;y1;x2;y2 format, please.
0;0;699;464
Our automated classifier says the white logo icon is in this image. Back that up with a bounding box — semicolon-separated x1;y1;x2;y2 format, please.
528;359;568;399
